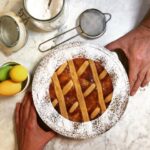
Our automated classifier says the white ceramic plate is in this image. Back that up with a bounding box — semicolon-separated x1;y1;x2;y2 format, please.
32;42;130;139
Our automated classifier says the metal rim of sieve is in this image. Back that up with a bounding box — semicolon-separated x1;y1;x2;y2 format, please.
38;8;111;52
0;15;20;47
79;9;110;38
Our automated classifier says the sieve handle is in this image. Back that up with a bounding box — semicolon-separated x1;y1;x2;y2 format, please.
104;13;112;23
38;26;81;52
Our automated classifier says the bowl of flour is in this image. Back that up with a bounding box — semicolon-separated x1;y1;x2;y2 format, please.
24;0;66;31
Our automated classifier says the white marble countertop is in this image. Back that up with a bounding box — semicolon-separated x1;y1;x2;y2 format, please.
0;0;150;150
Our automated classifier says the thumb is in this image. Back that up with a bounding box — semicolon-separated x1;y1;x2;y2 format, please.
105;40;121;51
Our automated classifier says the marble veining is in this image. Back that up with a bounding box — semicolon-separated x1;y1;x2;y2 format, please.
0;0;150;150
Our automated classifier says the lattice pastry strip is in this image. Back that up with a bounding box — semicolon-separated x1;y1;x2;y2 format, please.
89;60;106;112
52;60;90;107
83;83;96;97
99;70;107;80
52;73;69;119
52;91;113;108
90;107;101;119
105;93;113;103
56;62;68;75
68;60;90;122
69;102;79;113
52;80;74;107
77;61;89;76
50;59;113;122
52;60;109;106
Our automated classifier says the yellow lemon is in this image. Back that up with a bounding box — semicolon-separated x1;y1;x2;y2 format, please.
0;80;22;96
10;65;28;82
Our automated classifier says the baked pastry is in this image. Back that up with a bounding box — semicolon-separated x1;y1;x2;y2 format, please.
49;58;113;122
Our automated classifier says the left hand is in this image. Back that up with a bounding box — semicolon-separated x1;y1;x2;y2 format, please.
106;25;150;96
15;92;56;150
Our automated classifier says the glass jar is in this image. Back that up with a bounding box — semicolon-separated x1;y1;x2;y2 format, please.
0;12;27;55
23;0;66;31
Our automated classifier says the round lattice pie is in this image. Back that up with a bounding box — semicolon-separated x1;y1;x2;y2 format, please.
49;58;113;122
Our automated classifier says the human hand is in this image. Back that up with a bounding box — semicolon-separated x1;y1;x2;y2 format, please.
15;92;56;150
106;25;150;96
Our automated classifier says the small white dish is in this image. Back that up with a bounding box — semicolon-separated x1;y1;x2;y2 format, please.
0;61;30;96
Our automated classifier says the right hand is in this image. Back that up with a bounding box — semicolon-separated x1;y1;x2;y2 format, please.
106;25;150;96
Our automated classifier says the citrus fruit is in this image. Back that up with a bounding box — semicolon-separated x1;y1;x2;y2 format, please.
0;65;12;81
9;65;28;82
0;80;22;96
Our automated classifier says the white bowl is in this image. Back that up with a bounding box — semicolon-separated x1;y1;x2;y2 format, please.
32;42;130;139
0;61;30;96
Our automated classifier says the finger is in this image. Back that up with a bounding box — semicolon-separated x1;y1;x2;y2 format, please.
22;92;30;107
105;40;121;51
19;103;23;127
15;103;21;132
20;92;31;123
29;99;37;124
128;60;139;93
23;92;31;109
23;93;32;120
131;69;147;96
15;103;21;147
141;70;150;87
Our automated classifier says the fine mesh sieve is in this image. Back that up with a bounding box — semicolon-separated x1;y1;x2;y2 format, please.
39;9;111;52
0;16;20;47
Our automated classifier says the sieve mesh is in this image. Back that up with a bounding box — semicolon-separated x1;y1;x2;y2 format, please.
0;16;19;47
80;9;105;37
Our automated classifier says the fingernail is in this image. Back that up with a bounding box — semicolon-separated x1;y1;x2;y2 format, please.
141;84;145;88
130;83;133;90
141;83;147;87
131;91;135;96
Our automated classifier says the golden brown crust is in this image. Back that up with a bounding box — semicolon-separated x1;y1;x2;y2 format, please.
49;58;113;122
52;73;69;119
68;60;90;122
89;60;106;113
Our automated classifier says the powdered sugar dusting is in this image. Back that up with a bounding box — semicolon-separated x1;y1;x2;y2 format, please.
32;42;129;139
